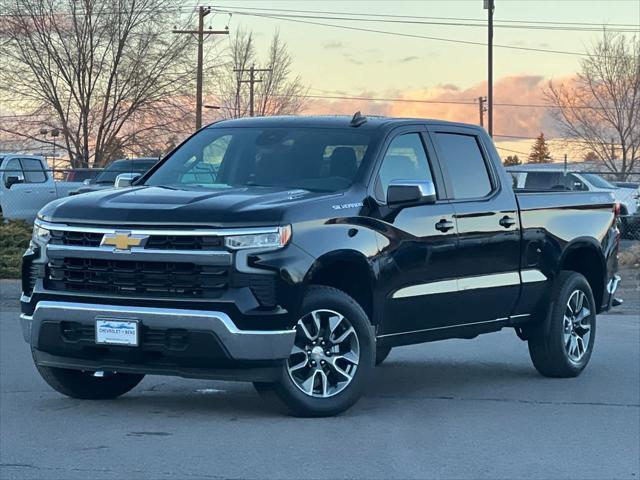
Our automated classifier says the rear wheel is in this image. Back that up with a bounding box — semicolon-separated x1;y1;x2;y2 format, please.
34;359;144;399
254;286;375;417
527;271;596;378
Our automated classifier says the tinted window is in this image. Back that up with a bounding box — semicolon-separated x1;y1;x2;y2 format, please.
95;159;157;184
146;128;373;192
524;172;583;191
581;173;614;189
20;158;47;183
378;133;434;197
435;133;492;199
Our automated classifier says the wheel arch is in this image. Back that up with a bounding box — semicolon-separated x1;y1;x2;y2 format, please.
559;238;607;312
304;250;377;323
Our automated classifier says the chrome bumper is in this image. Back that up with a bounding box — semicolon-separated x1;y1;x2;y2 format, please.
20;301;295;361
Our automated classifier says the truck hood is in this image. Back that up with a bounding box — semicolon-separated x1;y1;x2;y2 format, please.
39;185;332;226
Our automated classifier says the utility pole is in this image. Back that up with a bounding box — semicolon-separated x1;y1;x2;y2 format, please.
478;96;487;127
173;6;229;130
234;65;272;117
484;0;494;137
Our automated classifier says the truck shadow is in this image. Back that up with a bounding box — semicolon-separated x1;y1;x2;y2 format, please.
35;359;543;418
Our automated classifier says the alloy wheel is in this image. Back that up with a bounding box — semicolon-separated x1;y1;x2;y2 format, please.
287;309;360;398
563;289;592;362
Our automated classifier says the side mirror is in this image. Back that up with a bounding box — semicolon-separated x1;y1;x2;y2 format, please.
114;173;141;188
387;180;437;207
5;175;24;189
573;181;587;191
83;178;91;185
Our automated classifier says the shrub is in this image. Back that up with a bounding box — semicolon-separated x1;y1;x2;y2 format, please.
0;213;32;278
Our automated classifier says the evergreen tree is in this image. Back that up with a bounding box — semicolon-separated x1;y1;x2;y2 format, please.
503;155;521;166
527;133;552;163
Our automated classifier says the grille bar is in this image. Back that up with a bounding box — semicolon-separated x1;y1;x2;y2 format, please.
46;257;230;298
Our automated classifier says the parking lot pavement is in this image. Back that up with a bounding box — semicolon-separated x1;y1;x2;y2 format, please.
0;287;638;480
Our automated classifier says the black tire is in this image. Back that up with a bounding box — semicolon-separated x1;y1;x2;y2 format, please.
34;359;144;399
527;271;596;378
253;286;375;417
375;345;392;366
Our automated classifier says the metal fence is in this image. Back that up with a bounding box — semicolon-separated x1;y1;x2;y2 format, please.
2;165;640;239
0;167;103;223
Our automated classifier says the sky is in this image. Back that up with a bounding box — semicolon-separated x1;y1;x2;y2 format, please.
207;0;640;161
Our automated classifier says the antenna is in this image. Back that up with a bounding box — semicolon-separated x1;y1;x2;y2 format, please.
350;111;367;127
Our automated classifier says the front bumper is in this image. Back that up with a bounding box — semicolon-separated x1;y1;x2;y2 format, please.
22;301;296;381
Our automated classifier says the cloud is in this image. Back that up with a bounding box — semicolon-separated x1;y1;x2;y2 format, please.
342;53;364;65
304;75;565;139
323;41;344;50
398;56;420;63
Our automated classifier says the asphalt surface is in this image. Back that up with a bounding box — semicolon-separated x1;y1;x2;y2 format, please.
1;280;639;480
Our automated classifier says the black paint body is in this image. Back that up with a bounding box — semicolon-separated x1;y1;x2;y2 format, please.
24;116;619;366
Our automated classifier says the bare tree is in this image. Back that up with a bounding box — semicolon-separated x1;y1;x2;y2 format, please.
0;0;197;167
546;31;639;178
216;30;307;119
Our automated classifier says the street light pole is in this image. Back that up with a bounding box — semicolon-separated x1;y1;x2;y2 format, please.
484;0;494;137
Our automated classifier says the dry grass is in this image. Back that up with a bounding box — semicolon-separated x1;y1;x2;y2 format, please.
619;242;640;268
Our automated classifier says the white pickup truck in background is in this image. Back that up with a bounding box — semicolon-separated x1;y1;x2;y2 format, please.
0;154;83;223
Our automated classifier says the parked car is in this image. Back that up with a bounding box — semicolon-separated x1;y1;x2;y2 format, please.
0;154;83;222
64;168;102;183
509;165;639;237
22;115;621;416
69;158;158;195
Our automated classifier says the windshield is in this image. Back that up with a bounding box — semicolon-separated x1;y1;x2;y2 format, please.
95;159;157;184
144;127;373;192
581;173;615;189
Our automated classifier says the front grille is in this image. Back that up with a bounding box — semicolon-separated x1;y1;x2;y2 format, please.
50;230;102;247
145;235;224;250
49;230;224;250
45;257;229;298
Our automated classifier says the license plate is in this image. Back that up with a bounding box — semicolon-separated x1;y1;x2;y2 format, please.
95;319;139;347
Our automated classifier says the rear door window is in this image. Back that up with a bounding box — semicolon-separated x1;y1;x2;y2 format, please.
433;133;492;199
20;158;47;183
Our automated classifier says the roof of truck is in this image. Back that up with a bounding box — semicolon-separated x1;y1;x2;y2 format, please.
206;115;483;131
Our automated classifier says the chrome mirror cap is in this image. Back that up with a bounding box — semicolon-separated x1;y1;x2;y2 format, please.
114;173;141;188
387;180;437;206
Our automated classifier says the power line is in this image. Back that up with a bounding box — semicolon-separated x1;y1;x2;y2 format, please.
206;9;639;32
278;92;621;111
212;8;593;57
212;5;640;29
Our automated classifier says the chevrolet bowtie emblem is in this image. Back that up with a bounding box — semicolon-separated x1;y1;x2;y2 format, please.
101;232;148;251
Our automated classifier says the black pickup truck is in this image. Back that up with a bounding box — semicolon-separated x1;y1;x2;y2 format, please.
21;115;621;416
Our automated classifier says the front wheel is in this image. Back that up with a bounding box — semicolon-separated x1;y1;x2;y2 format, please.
34;359;144;399
527;271;596;378
254;286;375;417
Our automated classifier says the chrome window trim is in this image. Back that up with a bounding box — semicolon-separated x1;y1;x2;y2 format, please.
35;219;279;237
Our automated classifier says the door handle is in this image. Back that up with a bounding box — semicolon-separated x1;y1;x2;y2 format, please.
435;219;455;233
499;215;516;228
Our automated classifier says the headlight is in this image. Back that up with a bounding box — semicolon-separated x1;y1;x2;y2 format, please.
31;223;50;245
225;225;291;250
